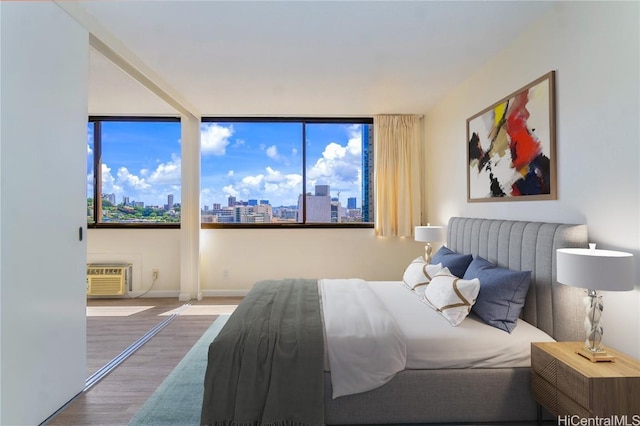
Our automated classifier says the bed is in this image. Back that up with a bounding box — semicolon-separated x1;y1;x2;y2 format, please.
201;217;588;425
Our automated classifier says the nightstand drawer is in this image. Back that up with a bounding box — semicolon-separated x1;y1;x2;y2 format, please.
531;345;556;380
531;372;559;413
556;360;590;408
531;345;590;408
531;371;591;417
557;389;591;417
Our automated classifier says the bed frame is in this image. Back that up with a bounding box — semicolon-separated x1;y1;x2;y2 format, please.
324;217;588;424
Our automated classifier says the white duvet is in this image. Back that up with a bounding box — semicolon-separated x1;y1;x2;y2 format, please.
320;279;555;399
319;279;406;398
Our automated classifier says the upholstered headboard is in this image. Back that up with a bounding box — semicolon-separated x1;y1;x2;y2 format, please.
446;217;588;341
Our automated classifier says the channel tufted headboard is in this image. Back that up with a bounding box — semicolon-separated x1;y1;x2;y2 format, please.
446;217;588;341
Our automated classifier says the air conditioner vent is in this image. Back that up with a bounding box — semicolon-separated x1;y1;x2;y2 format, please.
87;264;131;296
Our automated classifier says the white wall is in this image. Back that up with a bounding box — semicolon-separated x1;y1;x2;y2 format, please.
200;228;423;294
0;2;89;424
424;1;640;358
88;227;426;297
88;229;181;297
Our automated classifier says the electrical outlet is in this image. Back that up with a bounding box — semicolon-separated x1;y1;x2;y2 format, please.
152;269;159;280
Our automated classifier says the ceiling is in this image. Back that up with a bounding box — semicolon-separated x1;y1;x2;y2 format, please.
76;1;558;117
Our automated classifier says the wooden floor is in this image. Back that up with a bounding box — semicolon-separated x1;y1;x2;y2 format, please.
45;297;241;426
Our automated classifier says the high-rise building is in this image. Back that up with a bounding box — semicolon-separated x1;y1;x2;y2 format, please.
102;193;116;205
248;199;258;206
361;125;374;222
297;188;331;223
228;196;236;207
122;196;130;206
315;185;330;197
347;197;357;209
167;194;174;210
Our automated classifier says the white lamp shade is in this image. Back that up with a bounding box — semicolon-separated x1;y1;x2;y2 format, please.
414;225;444;243
557;247;635;291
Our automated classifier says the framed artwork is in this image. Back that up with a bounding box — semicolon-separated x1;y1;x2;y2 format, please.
467;71;556;202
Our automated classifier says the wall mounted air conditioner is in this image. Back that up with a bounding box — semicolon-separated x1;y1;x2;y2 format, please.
86;264;132;296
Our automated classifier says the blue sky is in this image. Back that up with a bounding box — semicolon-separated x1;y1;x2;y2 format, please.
88;121;365;208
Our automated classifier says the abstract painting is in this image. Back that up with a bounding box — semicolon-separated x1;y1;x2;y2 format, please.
467;71;556;202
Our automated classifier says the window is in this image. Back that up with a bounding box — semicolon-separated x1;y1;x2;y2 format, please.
200;118;373;227
87;117;181;226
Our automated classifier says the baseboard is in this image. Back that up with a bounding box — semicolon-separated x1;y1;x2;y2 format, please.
201;289;249;297
125;290;181;298
88;289;248;299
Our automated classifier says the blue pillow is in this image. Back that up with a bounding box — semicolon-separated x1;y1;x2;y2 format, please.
463;256;531;333
430;246;473;278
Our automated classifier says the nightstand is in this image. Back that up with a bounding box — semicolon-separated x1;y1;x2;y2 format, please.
531;341;640;417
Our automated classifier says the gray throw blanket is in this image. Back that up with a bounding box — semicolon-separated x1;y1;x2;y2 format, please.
201;279;325;426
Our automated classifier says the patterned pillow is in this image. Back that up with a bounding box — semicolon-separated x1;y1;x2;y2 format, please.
402;258;443;296
423;268;480;326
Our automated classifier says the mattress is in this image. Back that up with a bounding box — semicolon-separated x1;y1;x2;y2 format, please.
368;280;555;369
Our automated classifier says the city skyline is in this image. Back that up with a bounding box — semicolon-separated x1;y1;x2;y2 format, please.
98;188;362;211
95;184;364;224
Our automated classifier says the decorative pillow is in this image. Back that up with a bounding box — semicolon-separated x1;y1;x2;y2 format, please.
423;268;480;326
402;258;443;295
463;256;531;333
430;246;473;278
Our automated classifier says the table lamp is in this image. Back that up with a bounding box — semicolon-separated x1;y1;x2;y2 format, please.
556;244;635;362
414;225;444;264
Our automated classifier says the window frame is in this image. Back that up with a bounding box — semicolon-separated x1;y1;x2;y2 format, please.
87;116;374;229
88;116;182;229
200;117;374;229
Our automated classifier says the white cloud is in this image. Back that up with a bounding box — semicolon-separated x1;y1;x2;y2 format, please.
242;174;264;186
213;166;303;206
322;142;347;161
201;123;233;156
117;167;151;190
266;145;279;160
223;185;239;198
149;153;181;184
306;126;362;194
265;166;282;180
347;124;363;156
101;163;122;194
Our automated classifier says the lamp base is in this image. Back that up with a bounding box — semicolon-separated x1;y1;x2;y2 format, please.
576;346;616;363
424;243;433;264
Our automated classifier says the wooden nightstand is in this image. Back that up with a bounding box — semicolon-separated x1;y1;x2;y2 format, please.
531;341;640;417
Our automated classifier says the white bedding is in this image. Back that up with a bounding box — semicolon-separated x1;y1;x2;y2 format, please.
320;279;406;398
369;281;555;369
320;279;555;398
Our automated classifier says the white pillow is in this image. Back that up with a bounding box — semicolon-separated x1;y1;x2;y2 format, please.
423;268;480;326
402;258;442;295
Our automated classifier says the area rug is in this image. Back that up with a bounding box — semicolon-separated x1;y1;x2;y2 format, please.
128;315;229;426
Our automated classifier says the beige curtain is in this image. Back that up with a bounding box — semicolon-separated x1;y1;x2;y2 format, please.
374;115;423;237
